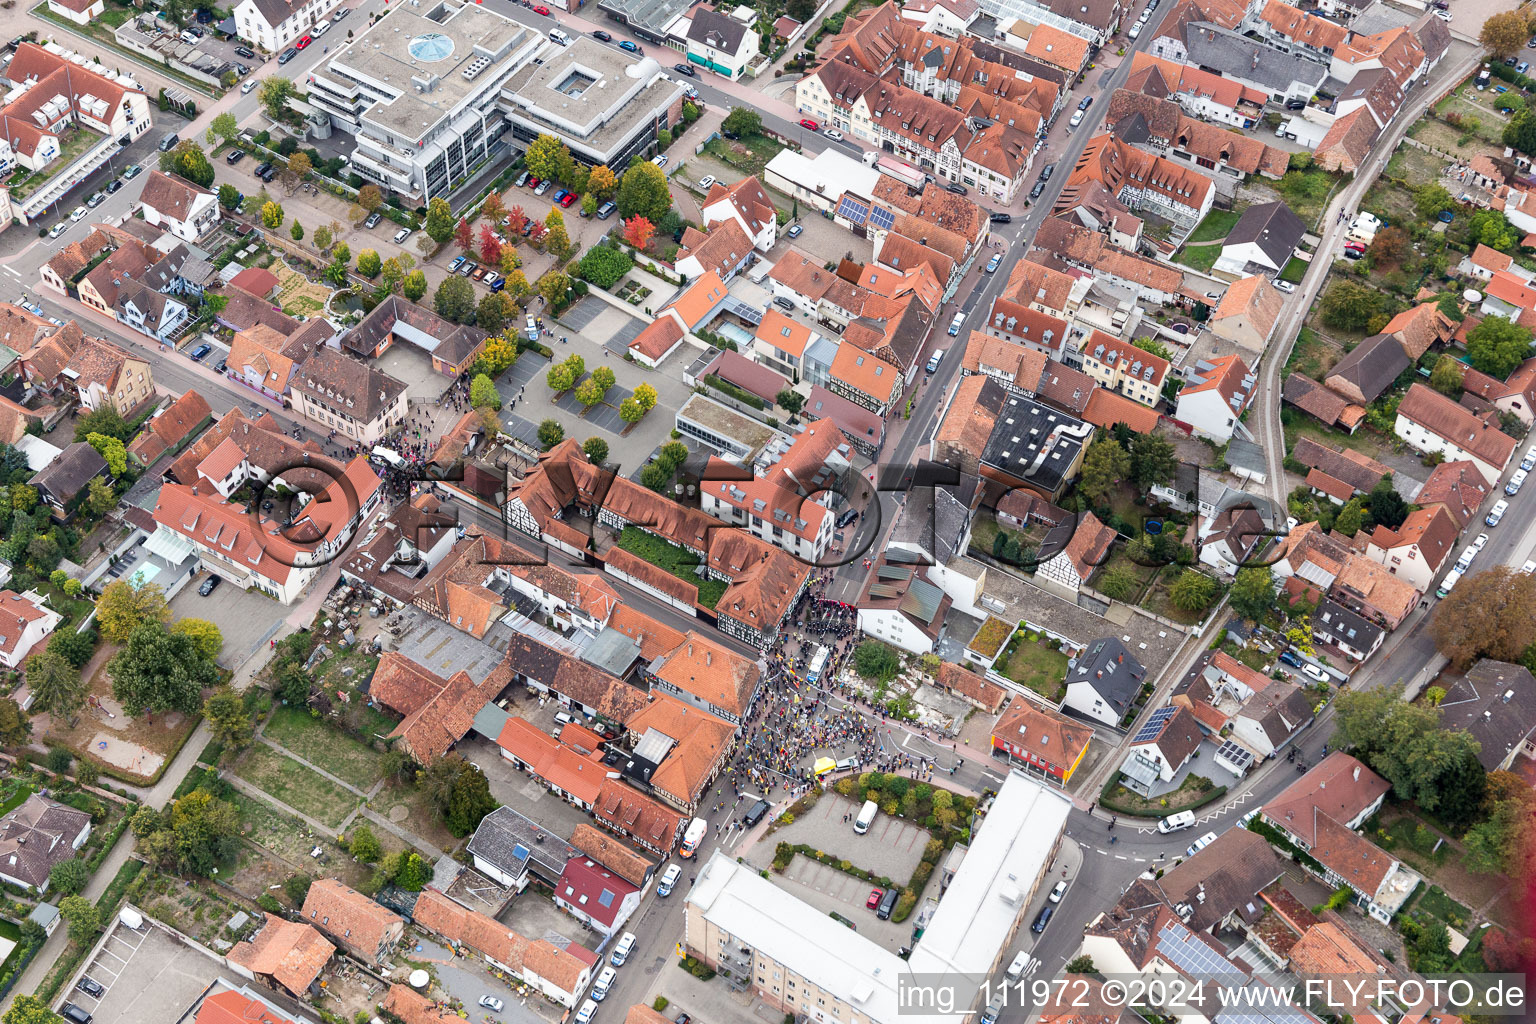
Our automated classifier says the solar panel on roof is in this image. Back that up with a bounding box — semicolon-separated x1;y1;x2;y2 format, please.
870;205;896;231
512;843;531;863
1215;739;1254;769
1156;919;1237;978
838;196;870;225
1132;705;1176;744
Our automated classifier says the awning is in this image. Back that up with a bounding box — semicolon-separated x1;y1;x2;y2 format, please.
144;527;197;564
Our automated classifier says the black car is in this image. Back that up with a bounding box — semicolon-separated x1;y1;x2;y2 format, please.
106;179;123;194
226;149;245;164
260;164;278;181
722;130;740;140
278;47;298;64
1029;180;1045;200
199;575;222;596
254;161;272;177
593;29;612;40
944;183;968;195
1040;162;1056;180
1031;905;1055;934
876;888;898;920
77;977;105;999
743;799;770;827
836;508;858;528
235;45;256;58
673;63;697;76
1078;95;1093;111
989;212;1011;223
1285;98;1307;110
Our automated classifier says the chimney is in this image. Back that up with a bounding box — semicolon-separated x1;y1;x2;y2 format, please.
687;643;693;657
1353;764;1360;781
705;650;712;666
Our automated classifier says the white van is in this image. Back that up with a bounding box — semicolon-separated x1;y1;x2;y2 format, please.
576;999;598;1024
854;799;878;834
1157;810;1196;833
610;932;636;966
1005;951;1038;981
592;966;616;1001
550;28;570;45
1436;568;1462;599
947;311;965;336
658;863;682;896
926;349;945;373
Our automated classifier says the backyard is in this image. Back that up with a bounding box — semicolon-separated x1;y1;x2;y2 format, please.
1176;244;1222;275
272;263;334;318
1369;803;1517;930
1186;209;1243;245
232;743;361;829
262;705;386;791
43;649;202;783
1276;165;1345;229
1140;565;1221;627
614;525;726;607
993;630;1070;702
1285;325;1345;380
1101;773;1226;817
703;134;786;179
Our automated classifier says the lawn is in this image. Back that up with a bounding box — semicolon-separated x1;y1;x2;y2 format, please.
968;515;1042;565
1177;244;1222;274
1101;773;1226;816
1186;209;1242;245
263;705;385;791
1140;566;1219;626
368;782;463;854
995;631;1070;702
271;264;333;318
1095;548;1159;596
704;134;786;178
1285;325;1344;379
233;744;359;829
0;780;35;817
1415;884;1473;929
615;525;726;608
1280;256;1309;284
1277;166;1343;228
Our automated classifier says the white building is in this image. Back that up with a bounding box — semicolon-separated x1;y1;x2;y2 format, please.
138;171;219;243
44;0;102;26
0;591;63;669
1175;354;1254;442
233;0;336;54
1394;383;1516;486
684;7;760;80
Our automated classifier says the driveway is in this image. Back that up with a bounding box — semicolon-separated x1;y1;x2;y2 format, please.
170;572;292;668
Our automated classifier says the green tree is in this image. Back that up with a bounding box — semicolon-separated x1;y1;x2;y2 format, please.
538;270;570;308
1078;438;1131;506
538;419;565;449
314;224;334;251
476;291;513;333
425;196;456;244
444;762;498;836
1367;477;1408;530
25;648;84;723
403;270;428;302
258;77;297;122
58;894;100;944
381;257;405;293
1429;354;1465;395
1097;566;1142;600
619;397;645;424
583;437;610;463
290;220;305;242
634;382;659;411
581;194;599;217
218;183;241;210
1319;280;1383;332
163;141;214;188
1434;566;1536;669
1230;567;1276;622
1333;496;1366;537
96;579;171;643
502;268;531;302
1169;569;1217;612
1503;107;1536;156
0;698;28;748
1065;956;1096;975
577;245;634;288
48;858;88;896
357;249;382;277
1333;686;1486;824
776;389;806;414
86;432;127;477
203;686;253;750
1413;183;1456;221
1128;433;1178;490
434;275;476;323
525;135;576;186
1462;771;1535;876
722;107;764;137
1470;208;1520;252
349;824;383;863
617;162;673;223
547;362;577;393
854;641;901;682
332;241;351;266
1466;315;1534;378
470;374;502;410
74;405;130;443
5;996;64;1024
396;852;429;890
1481;10;1529;57
261;201;284;229
109;621;220;715
575;377;607;407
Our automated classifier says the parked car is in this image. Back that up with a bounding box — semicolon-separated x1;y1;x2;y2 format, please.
596;201;616;219
234;45;256;58
332;6;349;18
199;574;222;596
365;211;383;228
593;29;612;40
460;261;478;277
449;256;466;273
1031;905;1055;933
697;175;717;189
1522;444;1536;471
1029;180;1045;200
560;192;576;207
1508;468;1528;495
479;996;504;1013
76;977;105;999
534;179;552;195
618;40;641;53
1301;663;1329;683
122;163;143;179
787;224;803;238
241;80;256;94
47;223;66;239
277;47;298;64
1048;880;1068;903
1078;96;1094;111
86;191;106;208
69;206;88;222
824;129;844;141
552;189;569;203
990;212;1012;223
107;179;125;194
985;253;1001;273
226;149;245;164
533;4;551;13
798;118;820;131
295;35;312;49
1069;109;1085;128
944;182;968;195
394;227;412;243
866;889;883;910
1186;831;1218;856
673;63;697;76
652;155;668;167
1487;499;1509;526
190;343;212;361
470;266;487;282
1278;650;1303;668
1285;98;1307;109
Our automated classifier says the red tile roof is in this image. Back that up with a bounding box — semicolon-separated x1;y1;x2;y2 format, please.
227;914;335;995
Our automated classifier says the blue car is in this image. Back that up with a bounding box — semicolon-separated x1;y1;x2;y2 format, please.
618;40;641;53
189;343;212;361
1278;650;1303;668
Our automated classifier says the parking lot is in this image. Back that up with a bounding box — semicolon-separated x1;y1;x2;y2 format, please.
61;916;233;1024
560;298;649;357
169;570;291;668
746;793;929;881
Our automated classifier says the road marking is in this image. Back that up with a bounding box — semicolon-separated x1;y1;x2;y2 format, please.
1115;854;1127;860
2;267;18;279
1097;849;1108;856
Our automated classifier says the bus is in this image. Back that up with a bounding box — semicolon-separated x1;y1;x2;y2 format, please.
807;646;829;685
679;817;708;858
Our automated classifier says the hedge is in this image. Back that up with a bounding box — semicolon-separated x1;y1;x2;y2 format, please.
1097;775;1229;818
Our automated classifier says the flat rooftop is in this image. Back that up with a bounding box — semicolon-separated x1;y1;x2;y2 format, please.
502;38;684;154
677;393;780;458
979;392;1089;495
327;0;534;141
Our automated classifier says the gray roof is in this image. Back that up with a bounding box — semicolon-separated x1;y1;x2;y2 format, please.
467;806;579;883
581;627;643;676
1350;1;1415;34
599;0;694;36
1067;637;1146;713
1439;660;1536;770
686;7;748;50
889;469;980;565
1313;597;1384;654
1155;828;1284;932
979;391;1090;496
1224;437;1268;477
1240;684;1314;747
1325;334;1410;403
1223;201;1306;270
31;442;108;501
471;701;511;741
1183;23;1328;92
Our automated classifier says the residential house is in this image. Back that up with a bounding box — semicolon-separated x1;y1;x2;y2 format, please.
1325;334;1410;406
0;795;91;891
1377;301;1454;361
226;320;332;403
1155;828;1285;933
1394;383;1517;484
1215;201;1306;277
1314;109;1379;174
1271;519;1353;585
932;373;1009;476
138;171;219;242
1063;637;1146;726
1197;505;1267;576
700;176;777;251
989;699;1093;784
621;694;736;812
592;777;685;855
855;558;951;654
227;916;336;998
980;303;1071;365
554;855;642;937
646;632;761;726
628;272;732;368
1261;752;1387;846
676;219;754;283
1329;552;1419;629
1437;660;1536;771
1036;512;1116;599
1175;353;1254;441
44;0;102;24
289;347;408;444
1061;134;1216;228
62;337;154;416
1118;704;1205;796
936;661;1009;714
1207;277;1285;358
301;880;404;963
684;7;759;79
1360;506;1457;592
1079;332;1168;407
1312;598;1385;663
0;590;63;668
1414;459;1492;526
127;388;213;467
30;442;108;520
467;806;579;890
233;0;334;52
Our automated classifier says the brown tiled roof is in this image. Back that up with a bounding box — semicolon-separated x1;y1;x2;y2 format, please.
227;915;335;995
569;824;654;887
1398;383;1518;470
1414;460;1491;526
300;879;403;960
649;632;760;720
593;778;685;853
607;607;686;664
1315;109;1379;173
387;667;491;763
935;661;1007;712
1367;506;1456;572
625;695;735;806
1004;259;1076;312
384;984;471;1024
1308;811;1394;896
1288;920;1393;977
1262;751;1388;845
1035;360;1098;414
128;389;212;464
991;699;1093;772
523;939;592;991
1290;437;1388;494
1063;512;1116;581
1084;388;1160;434
293;347;406;425
1155;828;1284;932
1305;468;1354;503
1283;373;1356;427
139;170;213;222
0;795;91;888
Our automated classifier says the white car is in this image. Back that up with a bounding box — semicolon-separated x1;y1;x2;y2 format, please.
1486;501;1508;527
823;128;844;141
1523;560;1536;575
47;223;66;239
1069;109;1085;128
1473;532;1490;551
1302;663;1329;683
1048;880;1068;903
697;175;716;190
1275;120;1290;137
576;1000;598;1024
1508;469;1528;495
651;154;668;167
1522;445;1536;471
479;996;505;1013
69;206;88;222
1285;516;1299;532
1185;831;1217;857
241;80;256;94
1128;21;1142;37
393;227;412;244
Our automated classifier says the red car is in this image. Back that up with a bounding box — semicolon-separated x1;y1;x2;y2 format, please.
866;889;883;910
798;118;819;131
526;176;541;189
296;34;312;49
560;192;576;208
533;4;551;13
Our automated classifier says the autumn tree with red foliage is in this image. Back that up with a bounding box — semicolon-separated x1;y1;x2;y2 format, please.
623;215;655;251
507;206;528;236
455;219;474;253
479;224;502;266
528;221;548;245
